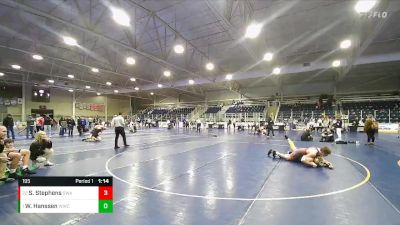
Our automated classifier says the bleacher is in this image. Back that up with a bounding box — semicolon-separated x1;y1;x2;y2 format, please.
226;105;265;113
169;107;194;115
204;106;222;114
150;108;170;115
278;103;334;121
342;101;400;123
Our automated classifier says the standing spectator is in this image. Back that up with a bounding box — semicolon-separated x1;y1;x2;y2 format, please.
67;117;76;136
196;118;201;132
2;114;15;139
44;115;52;137
36;115;44;132
59;117;67;136
111;112;129;149
266;116;275;137
364;115;378;145
227;119;232;131
77;117;87;136
26;115;35;139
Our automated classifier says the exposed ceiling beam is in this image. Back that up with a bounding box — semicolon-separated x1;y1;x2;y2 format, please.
0;0;207;84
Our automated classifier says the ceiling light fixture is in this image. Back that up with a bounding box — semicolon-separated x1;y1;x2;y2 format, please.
130;77;136;82
225;74;233;80
85;85;91;89
340;39;352;49
263;52;273;61
245;23;263;39
272;67;281;75
134;87;139;90
206;62;215;71
91;68;99;73
106;82;112;86
48;79;54;83
126;57;136;65
63;36;78;46
332;60;341;67
174;44;185;54
32;54;43;60
354;0;377;13
163;70;171;77
111;8;131;26
188;79;194;85
67;74;75;79
11;65;21;70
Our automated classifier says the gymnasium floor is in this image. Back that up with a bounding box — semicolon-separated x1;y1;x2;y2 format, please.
1;127;399;225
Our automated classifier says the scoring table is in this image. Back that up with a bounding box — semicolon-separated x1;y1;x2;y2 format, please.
18;176;113;213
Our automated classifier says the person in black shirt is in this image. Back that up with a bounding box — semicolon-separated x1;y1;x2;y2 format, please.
26;115;35;139
2;114;15;139
301;129;313;141
266;117;275;137
29;131;54;167
67;117;76;136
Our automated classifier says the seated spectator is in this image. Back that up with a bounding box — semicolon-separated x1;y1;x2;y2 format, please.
320;127;334;142
301;129;313;141
0;126;22;180
3;139;36;175
30;131;54;167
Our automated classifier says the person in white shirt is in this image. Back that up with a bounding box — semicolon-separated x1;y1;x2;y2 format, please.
111;113;129;149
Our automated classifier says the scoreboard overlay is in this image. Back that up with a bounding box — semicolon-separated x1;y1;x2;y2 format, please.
18;177;113;213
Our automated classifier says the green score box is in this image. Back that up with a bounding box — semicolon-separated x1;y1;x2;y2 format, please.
99;200;113;213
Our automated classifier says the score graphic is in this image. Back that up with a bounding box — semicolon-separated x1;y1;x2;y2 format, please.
18;177;113;213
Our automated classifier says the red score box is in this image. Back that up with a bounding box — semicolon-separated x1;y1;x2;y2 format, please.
98;186;113;200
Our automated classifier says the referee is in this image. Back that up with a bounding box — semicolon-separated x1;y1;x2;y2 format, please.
111;113;129;149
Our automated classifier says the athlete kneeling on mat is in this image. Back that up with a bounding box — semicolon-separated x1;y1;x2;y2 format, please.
29;131;54;167
268;136;333;169
82;124;105;142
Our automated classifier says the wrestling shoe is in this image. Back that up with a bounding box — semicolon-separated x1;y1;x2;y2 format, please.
284;135;288;140
8;172;19;179
267;149;277;158
44;162;54;167
22;168;36;175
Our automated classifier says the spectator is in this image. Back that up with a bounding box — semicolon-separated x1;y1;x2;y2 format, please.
36;115;44;132
44;115;52;137
364;115;378;145
26;115;35;139
266;117;275;137
0;126;21;180
67;117;76;136
59;117;67;136
301;129;313;141
3;138;36;174
2;114;15;140
29;131;54;167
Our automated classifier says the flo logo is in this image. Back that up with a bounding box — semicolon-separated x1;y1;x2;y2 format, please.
360;11;388;19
